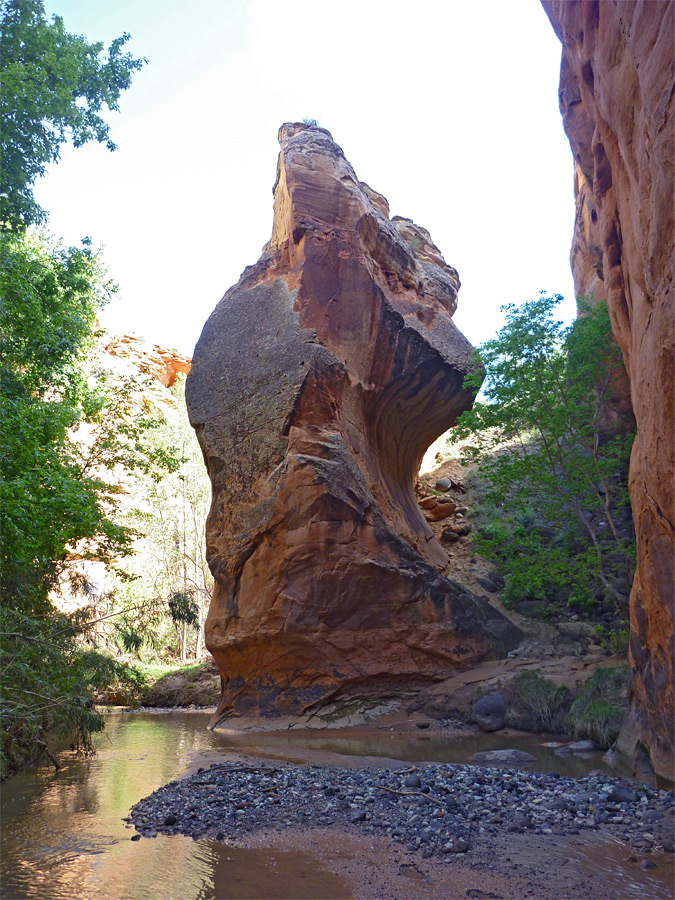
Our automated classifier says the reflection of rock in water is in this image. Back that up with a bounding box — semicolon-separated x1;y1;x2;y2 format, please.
187;123;521;720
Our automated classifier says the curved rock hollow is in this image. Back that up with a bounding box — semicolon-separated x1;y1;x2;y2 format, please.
542;0;674;778
186;123;521;721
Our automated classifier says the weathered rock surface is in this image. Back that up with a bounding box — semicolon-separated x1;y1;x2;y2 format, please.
187;123;521;721
541;0;674;778
474;693;507;733
102;332;191;390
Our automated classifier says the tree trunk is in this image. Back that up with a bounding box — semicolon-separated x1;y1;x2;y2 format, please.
196;608;203;660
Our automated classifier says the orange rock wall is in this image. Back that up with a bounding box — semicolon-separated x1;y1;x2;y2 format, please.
541;0;674;778
187;124;520;721
102;333;191;388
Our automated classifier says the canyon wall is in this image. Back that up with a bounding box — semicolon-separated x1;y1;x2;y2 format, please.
186;123;520;721
541;0;674;778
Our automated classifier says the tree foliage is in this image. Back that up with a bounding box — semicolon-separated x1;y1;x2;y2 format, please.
0;233;179;777
0;0;145;230
455;293;635;613
1;232;118;611
0;2;156;777
106;377;213;664
0;233;177;612
0;605;145;777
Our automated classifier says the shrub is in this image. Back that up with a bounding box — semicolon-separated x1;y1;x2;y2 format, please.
567;665;628;747
505;670;572;733
454;294;635;617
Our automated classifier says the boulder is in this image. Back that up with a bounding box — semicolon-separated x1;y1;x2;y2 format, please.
475;576;498;594
474;693;507;732
555;740;597;757
425;501;457;521
186;123;522;721
469;749;536;768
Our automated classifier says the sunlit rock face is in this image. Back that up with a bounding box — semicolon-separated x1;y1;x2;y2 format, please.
186;123;521;720
542;0;674;778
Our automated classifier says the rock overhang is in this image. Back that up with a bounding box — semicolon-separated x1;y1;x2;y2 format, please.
186;122;521;721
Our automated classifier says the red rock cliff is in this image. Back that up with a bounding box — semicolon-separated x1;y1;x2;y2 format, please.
541;0;674;778
186;123;521;721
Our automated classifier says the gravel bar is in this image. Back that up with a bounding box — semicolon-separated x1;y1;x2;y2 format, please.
127;762;675;859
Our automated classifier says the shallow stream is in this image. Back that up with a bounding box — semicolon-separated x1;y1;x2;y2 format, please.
1;711;672;899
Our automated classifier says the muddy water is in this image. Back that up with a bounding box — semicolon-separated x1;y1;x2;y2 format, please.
0;712;347;900
217;726;628;779
0;711;672;900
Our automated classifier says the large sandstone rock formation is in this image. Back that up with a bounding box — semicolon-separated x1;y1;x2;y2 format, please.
187;123;520;721
541;0;674;778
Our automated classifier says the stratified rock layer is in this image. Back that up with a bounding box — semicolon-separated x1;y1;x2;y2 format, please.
187;124;520;720
542;0;674;778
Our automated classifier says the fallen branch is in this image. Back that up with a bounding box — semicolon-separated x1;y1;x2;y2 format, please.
36;741;61;771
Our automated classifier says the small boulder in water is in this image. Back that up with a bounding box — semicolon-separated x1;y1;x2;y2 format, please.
469;748;536;767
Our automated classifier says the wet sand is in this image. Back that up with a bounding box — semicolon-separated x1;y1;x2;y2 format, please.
132;751;674;900
240;826;675;900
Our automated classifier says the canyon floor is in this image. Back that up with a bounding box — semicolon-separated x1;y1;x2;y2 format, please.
128;730;675;900
123;454;663;898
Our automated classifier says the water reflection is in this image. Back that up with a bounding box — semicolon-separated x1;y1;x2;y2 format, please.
0;713;346;900
214;726;628;780
0;712;671;900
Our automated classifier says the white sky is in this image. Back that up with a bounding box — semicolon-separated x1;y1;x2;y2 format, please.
37;0;576;357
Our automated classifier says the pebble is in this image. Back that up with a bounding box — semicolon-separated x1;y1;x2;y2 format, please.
126;761;674;861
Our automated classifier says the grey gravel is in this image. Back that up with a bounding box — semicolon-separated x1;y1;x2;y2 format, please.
126;761;675;859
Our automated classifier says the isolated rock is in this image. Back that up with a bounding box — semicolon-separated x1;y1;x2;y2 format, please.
424;501;457;522
542;0;674;780
474;693;507;732
475;576;498;594
187;123;521;721
554;740;597;757
469;749;536;768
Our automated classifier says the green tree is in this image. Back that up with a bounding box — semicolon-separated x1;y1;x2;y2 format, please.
455;293;635;613
0;232;175;775
0;234;178;611
107;378;213;665
1;233;117;610
0;0;150;776
0;0;145;230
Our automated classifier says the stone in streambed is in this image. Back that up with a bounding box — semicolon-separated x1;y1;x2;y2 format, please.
469;749;536;767
404;774;422;789
555;740;598;757
608;785;638;803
